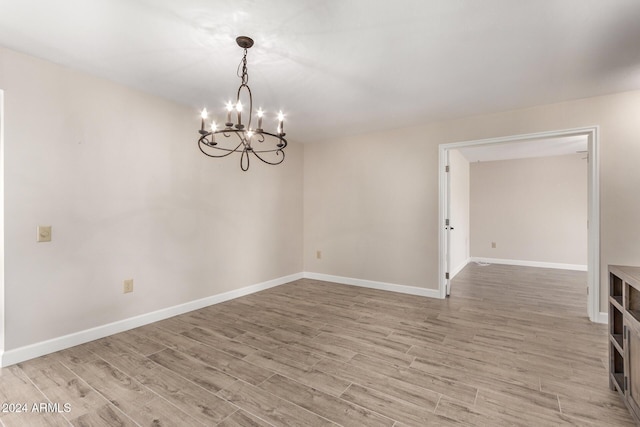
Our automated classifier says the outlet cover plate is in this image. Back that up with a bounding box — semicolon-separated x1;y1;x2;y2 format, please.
123;279;134;293
37;226;52;242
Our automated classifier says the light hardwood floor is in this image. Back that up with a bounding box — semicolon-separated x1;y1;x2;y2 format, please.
0;264;635;426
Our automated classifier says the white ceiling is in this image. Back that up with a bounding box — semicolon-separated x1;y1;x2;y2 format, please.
457;135;588;163
1;0;640;144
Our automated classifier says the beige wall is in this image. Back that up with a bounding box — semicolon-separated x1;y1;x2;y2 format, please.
3;46;640;353
470;154;587;265
449;149;470;275
0;47;303;351
303;128;437;287
304;91;640;311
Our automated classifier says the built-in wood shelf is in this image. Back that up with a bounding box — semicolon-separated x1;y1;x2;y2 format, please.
611;295;624;311
630;310;640;324
613;371;625;393
612;334;624;352
609;264;640;424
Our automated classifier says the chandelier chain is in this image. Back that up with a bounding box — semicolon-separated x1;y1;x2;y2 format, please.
238;49;249;85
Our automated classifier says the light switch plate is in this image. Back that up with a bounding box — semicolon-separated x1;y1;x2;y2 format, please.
37;226;52;242
123;279;134;293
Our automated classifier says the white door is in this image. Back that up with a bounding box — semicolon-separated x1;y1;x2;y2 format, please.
444;150;452;296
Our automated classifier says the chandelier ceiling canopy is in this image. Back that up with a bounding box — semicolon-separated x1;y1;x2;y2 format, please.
197;36;287;171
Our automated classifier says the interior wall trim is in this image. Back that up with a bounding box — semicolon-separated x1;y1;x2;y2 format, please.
469;257;587;271
303;272;442;299
0;272;303;367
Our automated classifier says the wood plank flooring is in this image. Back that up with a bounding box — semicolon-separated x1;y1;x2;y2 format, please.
0;263;635;426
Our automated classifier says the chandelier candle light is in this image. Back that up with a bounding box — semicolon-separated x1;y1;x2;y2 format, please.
197;36;287;171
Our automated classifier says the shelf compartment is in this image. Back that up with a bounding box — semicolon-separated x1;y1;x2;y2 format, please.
629;283;640;323
611;304;624;350
612;373;625;393
611;341;625;392
611;272;624;299
611;334;624;353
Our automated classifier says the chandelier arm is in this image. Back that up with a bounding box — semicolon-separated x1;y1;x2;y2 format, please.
213;129;248;140
232;129;252;151
227;138;247;153
200;132;285;155
240;147;250;171
198;145;241;158
257;130;287;140
198;136;244;157
251;149;285;166
198;143;239;158
199;132;246;150
250;148;287;154
255;131;287;150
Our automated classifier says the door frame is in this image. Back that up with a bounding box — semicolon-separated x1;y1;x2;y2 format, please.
438;126;600;322
443;149;452;296
0;90;5;358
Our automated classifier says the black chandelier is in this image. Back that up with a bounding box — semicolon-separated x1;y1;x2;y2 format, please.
197;36;287;171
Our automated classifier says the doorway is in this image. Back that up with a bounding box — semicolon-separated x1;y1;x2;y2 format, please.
438;126;600;322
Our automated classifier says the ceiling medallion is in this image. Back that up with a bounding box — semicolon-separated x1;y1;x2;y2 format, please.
197;36;287;171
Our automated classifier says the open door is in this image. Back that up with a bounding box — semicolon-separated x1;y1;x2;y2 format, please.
0;90;4;361
444;150;452;296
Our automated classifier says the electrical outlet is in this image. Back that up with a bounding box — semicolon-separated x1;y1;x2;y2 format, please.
491;242;496;248
316;250;322;259
123;279;134;293
37;225;52;242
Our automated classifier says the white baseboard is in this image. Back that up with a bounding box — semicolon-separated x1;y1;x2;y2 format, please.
303;272;442;299
1;272;303;367
596;311;608;324
469;257;587;272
